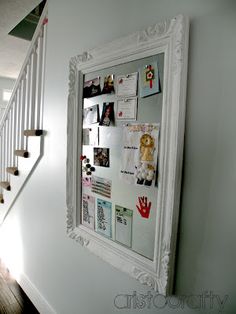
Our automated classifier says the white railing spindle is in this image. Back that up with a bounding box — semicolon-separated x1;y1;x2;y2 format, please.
29;50;37;130
2;126;5;181
16;87;21;150
0;136;2;193
20;77;26;149
6;118;9;181
12;102;17;166
25;64;30;135
25;62;31;131
9;108;13;166
40;23;47;130
0;135;2;184
35;33;43;130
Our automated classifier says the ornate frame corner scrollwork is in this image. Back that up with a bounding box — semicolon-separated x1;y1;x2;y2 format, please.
132;267;160;292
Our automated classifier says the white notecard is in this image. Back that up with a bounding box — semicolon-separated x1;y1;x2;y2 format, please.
116;72;138;97
116;98;137;120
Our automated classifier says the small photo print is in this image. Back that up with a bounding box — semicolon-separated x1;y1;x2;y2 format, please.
83;127;99;146
83;104;99;125
94;147;110;167
83;77;101;98
99;102;115;126
102;74;115;94
96;198;112;238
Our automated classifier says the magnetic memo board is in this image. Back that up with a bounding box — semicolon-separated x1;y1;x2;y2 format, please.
67;15;189;295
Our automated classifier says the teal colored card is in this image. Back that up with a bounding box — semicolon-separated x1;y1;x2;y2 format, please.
139;62;160;98
96;199;112;238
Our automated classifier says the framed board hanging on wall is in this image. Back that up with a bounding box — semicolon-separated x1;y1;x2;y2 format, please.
66;14;189;295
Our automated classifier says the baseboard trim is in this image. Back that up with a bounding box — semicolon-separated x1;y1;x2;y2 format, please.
18;272;56;314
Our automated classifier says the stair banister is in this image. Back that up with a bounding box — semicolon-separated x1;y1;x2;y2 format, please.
0;3;48;218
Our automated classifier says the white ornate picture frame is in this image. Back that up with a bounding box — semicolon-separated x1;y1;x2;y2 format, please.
67;15;189;295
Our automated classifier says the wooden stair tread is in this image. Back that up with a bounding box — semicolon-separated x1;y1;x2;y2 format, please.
0;182;11;191
15;150;29;158
24;129;43;136
6;167;19;176
0;194;4;204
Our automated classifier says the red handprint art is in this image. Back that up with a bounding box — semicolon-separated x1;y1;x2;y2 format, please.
136;196;152;219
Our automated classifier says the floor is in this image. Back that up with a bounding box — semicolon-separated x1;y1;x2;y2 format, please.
0;259;39;314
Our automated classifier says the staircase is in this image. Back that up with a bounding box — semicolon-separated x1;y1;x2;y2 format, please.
0;7;48;224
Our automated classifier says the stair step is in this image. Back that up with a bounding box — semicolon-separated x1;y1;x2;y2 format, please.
0;182;11;191
24;129;43;136
15;150;29;158
0;194;4;204
6;167;19;176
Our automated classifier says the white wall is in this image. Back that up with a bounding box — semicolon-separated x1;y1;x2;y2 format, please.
0;76;15;119
1;0;236;313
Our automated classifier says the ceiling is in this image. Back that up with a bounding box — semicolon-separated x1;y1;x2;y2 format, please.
0;0;41;79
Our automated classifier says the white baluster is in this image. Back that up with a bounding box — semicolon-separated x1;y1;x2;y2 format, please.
5;118;9;181
15;88;20;151
18;80;23;149
2;126;5;181
0;136;2;196
0;135;2;184
26;62;31;132
9;108;13;166
35;33;43;130
20;76;26;149
25;63;30;135
12;101;17;166
29;50;37;130
40;23;47;130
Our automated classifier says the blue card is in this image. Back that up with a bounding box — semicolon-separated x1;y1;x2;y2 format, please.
96;198;112;238
139;62;160;98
